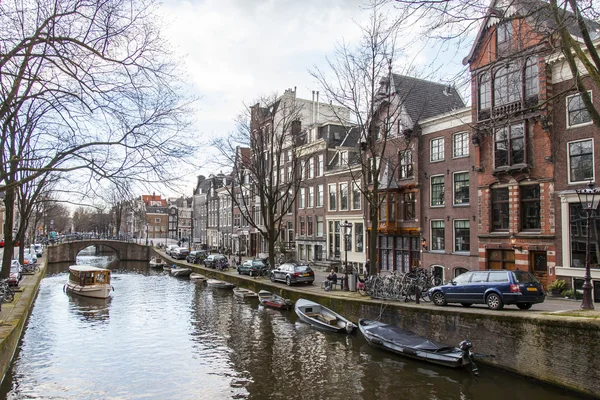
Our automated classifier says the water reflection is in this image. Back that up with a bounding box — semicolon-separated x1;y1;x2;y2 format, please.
0;256;584;400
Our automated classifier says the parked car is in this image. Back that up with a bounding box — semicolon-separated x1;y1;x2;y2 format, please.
23;252;37;265
204;254;228;269
7;260;23;286
186;250;207;264
428;269;546;310
32;243;43;257
0;239;4;248
237;259;267;276
270;263;315;286
165;244;178;256
171;247;190;260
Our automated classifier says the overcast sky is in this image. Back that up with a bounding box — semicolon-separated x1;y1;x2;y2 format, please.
156;0;471;196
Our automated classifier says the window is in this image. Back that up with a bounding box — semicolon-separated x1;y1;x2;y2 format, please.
340;151;348;167
495;123;524;168
492;188;509;231
308;157;314;178
352;182;361;210
494;64;521;106
316;185;323;207
399;150;413;178
317;154;324;176
287;166;292;182
431;175;445;206
299;188;305;208
453;132;469;158
521;185;540;230
453;172;470;205
299;217;305;235
567;92;592;127
478;72;491;119
307;216;313;236
335;221;341;258
307;186;314;208
279;168;285;183
570;203;600;268
340;183;348;210
154;218;161;223
568;139;594;183
524;57;539;104
355;223;363;252
328;184;337;211
430;137;444;162
454;220;470;252
497;21;512;44
316;216;324;237
300;161;306;179
431;220;445;251
403;192;415;220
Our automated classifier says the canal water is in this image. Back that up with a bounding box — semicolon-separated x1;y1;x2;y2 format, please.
0;253;583;399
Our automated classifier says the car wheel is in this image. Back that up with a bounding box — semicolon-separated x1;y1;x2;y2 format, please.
517;303;533;310
432;291;446;306
270;273;276;282
486;293;504;310
286;276;292;286
237;269;241;275
461;303;473;307
249;271;254;277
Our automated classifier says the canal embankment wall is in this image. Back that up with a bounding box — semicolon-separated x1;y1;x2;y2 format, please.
182;258;600;398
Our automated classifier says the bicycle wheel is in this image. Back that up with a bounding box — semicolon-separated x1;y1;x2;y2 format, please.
2;287;14;303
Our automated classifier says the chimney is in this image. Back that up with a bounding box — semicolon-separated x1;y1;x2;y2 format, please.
312;91;315;124
316;91;320;124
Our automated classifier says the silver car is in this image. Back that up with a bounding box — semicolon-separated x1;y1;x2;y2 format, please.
270;263;315;286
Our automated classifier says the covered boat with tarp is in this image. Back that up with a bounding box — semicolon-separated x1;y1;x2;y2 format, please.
358;319;478;374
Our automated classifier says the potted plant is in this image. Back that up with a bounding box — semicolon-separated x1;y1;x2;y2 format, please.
547;279;567;296
562;289;582;300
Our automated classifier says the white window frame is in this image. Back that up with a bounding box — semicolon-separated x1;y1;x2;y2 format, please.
566;91;593;129
452;132;469;158
453;219;470;253
308;157;314;178
328;184;337;211
299;188;305;209
318;154;324;176
307;186;314;208
567;138;595;184
339;182;349;211
430;137;445;162
430;174;445;207
453;171;470;206
316;184;324;208
430;219;445;251
352;181;361;210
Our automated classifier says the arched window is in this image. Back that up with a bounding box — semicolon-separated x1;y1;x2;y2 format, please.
524;57;539;105
494;64;521;106
431;265;445;284
479;72;491;113
454;267;469;277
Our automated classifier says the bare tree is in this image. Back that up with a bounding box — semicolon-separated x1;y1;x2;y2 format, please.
212;91;305;269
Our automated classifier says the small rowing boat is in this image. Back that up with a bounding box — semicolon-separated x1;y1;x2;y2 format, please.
295;298;355;333
149;256;167;268
233;288;258;298
170;267;192;277
206;279;235;289
358;319;478;373
258;290;292;310
190;273;208;281
64;265;113;299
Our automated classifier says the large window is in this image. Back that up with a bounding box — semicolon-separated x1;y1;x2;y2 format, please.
567;92;592;128
403;192;415;220
495;123;525;168
299;188;305;208
478;72;491;119
453;132;469;158
307;216;313;236
524;57;539;104
316;185;323;207
431;175;445;206
400;150;413;178
454;220;470;252
299;217;305;235
431;137;444;162
328;184;337;211
431;220;445;251
352;182;361;210
340;183;348;211
316;154;324;176
316;216;324;237
521;185;540;230
308;157;314;178
497;21;512;44
568;139;594;183
307;186;314;208
570;203;600;268
355;223;363;252
394;236;421;273
494;64;521;106
453;172;470;205
492;188;509;231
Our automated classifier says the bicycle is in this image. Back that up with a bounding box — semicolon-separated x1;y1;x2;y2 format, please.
23;263;40;274
0;279;15;303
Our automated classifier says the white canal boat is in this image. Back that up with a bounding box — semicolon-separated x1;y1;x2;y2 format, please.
65;265;113;299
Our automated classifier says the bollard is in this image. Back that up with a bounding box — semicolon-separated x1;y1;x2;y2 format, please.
415;282;420;304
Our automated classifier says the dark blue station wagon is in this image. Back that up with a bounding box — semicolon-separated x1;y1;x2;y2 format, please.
428;270;545;310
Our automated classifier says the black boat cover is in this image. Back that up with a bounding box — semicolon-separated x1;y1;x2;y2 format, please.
364;321;455;352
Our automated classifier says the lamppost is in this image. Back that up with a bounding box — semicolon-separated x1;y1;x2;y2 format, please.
576;181;600;310
341;220;353;291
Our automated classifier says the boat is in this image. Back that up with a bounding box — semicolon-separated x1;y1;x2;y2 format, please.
294;298;356;333
233;287;258;298
169;267;192;277
149;256;167;268
190;273;208;281
206;279;235;289
358;319;478;373
64;265;113;299
258;290;292;310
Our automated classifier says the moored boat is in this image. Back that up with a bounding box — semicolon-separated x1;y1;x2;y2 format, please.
233;288;258;298
170;267;192;277
149;256;167;268
64;265;113;299
295;299;355;333
358;319;477;373
258;290;292;310
206;279;235;289
190;273;208;281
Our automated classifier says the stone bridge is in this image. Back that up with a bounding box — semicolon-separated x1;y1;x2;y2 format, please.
46;240;150;264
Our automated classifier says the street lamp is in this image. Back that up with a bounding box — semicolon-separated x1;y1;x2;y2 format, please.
341;220;353;291
576;181;600;310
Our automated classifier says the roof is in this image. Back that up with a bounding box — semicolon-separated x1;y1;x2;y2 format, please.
391;74;465;123
69;265;109;272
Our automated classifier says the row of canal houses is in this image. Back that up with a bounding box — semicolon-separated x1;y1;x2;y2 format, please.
190;0;600;301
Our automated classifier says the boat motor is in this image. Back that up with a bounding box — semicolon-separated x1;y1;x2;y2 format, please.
459;340;479;376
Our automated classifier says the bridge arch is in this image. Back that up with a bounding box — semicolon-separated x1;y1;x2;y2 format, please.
47;240;150;264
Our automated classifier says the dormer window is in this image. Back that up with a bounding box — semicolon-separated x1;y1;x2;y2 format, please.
497;21;512;45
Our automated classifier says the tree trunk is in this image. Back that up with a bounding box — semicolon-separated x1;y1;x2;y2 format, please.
1;187;15;279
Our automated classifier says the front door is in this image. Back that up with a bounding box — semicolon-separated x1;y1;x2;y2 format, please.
531;251;548;288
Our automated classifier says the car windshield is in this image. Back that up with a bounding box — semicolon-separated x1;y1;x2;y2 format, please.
452;272;471;284
294;265;311;273
252;261;265;267
512;270;539;283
